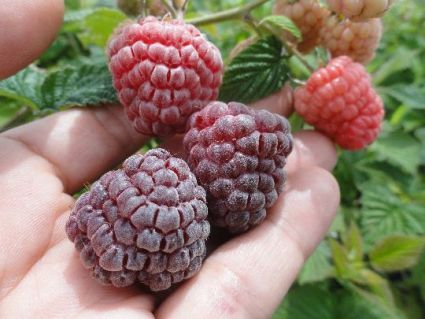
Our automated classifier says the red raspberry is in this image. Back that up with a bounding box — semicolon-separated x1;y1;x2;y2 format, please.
320;16;382;64
183;102;293;233
107;17;224;137
273;0;330;53
326;0;395;21
65;149;210;292
294;56;384;150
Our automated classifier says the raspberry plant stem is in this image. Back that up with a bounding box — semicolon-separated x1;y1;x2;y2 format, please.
186;0;271;26
186;0;314;73
161;0;177;18
141;0;148;17
174;0;190;20
263;23;315;73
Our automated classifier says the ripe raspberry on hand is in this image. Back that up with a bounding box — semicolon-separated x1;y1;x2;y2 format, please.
184;102;293;233
320;16;382;64
65;149;210;292
273;0;330;53
294;56;384;150
107;16;224;137
327;0;395;21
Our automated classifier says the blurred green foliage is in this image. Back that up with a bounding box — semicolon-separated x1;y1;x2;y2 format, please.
0;0;424;317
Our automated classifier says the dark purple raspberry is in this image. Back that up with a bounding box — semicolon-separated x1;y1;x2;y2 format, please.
184;102;293;233
65;149;210;292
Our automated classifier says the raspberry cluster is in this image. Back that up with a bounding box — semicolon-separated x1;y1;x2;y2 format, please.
326;0;395;21
294;56;384;150
184;102;293;233
107;17;224;137
273;0;330;53
320;16;382;64
66;149;210;291
67;1;389;293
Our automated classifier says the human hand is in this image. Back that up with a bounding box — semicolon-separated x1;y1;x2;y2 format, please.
0;1;340;318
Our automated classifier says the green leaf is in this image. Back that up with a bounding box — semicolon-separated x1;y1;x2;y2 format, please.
0;61;117;111
298;241;334;285
369;235;425;272
371;48;418;85
274;284;406;319
260;15;301;39
0;99;21;126
360;182;425;248
273;284;334;319
219;36;289;104
64;8;96;25
337;287;408;319
329;209;347;234
0;66;46;110
381;84;425;110
371;131;421;174
40;62;117;110
342;223;364;265
330;239;349;277
411;249;425;302
415;127;425;164
76;8;126;48
65;0;81;10
356;269;396;305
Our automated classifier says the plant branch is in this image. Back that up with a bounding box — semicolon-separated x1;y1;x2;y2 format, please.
186;0;270;26
161;0;177;18
282;41;315;74
141;0;148;17
173;0;190;20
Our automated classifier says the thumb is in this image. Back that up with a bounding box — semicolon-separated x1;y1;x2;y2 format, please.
0;0;64;79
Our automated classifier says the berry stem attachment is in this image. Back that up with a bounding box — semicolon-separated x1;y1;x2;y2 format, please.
160;0;177;18
266;28;314;73
140;0;148;17
278;36;315;73
186;0;270;26
173;0;190;20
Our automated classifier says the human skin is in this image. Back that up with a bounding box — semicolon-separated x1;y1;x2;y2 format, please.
0;1;340;318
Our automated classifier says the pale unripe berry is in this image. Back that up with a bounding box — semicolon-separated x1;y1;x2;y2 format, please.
320;16;382;64
327;0;395;21
273;0;330;53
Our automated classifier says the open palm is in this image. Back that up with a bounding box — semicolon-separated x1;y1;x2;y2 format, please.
0;1;340;318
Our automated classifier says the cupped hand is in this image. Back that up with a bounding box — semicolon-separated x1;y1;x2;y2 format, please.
0;1;340;318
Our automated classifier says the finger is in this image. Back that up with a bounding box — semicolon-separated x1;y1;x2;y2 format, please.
287;130;338;172
2;105;149;193
0;105;148;291
0;240;155;318
249;84;294;117
156;167;340;319
0;0;64;79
